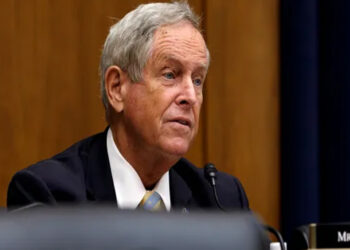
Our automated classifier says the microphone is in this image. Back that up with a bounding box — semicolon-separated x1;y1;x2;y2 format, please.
204;163;217;186
204;163;225;211
204;163;286;250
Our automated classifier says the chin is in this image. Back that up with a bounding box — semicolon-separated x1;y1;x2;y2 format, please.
161;139;191;158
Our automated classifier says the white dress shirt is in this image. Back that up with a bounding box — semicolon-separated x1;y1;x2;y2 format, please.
106;128;171;211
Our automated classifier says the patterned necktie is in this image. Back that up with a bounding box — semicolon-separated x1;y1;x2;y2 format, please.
138;191;166;211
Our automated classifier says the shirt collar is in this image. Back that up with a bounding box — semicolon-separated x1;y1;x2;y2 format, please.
106;128;171;211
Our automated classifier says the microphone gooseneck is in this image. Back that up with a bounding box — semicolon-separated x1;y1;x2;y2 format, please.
204;163;286;250
204;163;225;211
265;225;286;250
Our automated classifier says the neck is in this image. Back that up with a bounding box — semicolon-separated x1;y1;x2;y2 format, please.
110;124;179;189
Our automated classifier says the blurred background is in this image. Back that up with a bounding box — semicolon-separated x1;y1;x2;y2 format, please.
1;0;349;241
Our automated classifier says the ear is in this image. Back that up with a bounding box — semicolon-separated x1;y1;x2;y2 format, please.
104;65;128;113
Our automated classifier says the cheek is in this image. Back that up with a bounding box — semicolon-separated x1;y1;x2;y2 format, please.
126;88;166;125
150;88;176;115
195;96;203;117
124;89;149;124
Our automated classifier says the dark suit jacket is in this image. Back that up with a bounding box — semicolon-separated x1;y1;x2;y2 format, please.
7;129;249;211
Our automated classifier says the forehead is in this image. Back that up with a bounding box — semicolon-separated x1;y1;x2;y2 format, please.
149;21;209;68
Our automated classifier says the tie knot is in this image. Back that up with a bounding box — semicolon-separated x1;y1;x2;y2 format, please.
138;191;166;212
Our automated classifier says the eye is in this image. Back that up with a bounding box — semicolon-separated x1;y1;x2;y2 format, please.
163;72;175;80
193;78;202;86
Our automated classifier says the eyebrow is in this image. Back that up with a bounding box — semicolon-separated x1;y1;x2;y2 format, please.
155;54;209;72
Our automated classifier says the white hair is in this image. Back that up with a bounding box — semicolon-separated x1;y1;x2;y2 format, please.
99;1;208;112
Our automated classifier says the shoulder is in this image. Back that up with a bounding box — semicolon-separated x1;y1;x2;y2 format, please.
23;130;105;179
7;130;107;208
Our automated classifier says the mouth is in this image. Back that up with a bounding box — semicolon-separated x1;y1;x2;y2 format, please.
174;119;190;126
169;117;192;128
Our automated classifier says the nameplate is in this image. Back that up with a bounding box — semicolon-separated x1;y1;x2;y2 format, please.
309;223;350;249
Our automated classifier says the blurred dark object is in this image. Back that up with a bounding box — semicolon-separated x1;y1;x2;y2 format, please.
0;206;269;250
290;225;309;250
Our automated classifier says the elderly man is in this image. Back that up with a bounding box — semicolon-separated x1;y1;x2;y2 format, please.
7;2;248;211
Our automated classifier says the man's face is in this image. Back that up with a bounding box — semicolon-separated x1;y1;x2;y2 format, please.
122;21;208;158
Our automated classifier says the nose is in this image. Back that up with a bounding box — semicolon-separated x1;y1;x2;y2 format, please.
175;77;198;108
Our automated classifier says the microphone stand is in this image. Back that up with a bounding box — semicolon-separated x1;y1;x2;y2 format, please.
204;163;286;250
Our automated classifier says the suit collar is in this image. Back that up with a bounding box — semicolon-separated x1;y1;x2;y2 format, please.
85;127;117;203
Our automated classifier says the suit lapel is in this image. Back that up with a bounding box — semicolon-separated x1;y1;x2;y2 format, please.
85;128;117;203
169;160;193;211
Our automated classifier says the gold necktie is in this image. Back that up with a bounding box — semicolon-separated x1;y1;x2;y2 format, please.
138;191;166;211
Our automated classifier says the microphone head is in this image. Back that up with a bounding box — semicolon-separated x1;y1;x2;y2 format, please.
204;163;217;180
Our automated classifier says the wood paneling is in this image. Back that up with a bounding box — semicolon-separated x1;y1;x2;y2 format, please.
205;0;280;228
0;0;279;230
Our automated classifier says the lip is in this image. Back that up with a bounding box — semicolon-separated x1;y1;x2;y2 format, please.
167;117;193;128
